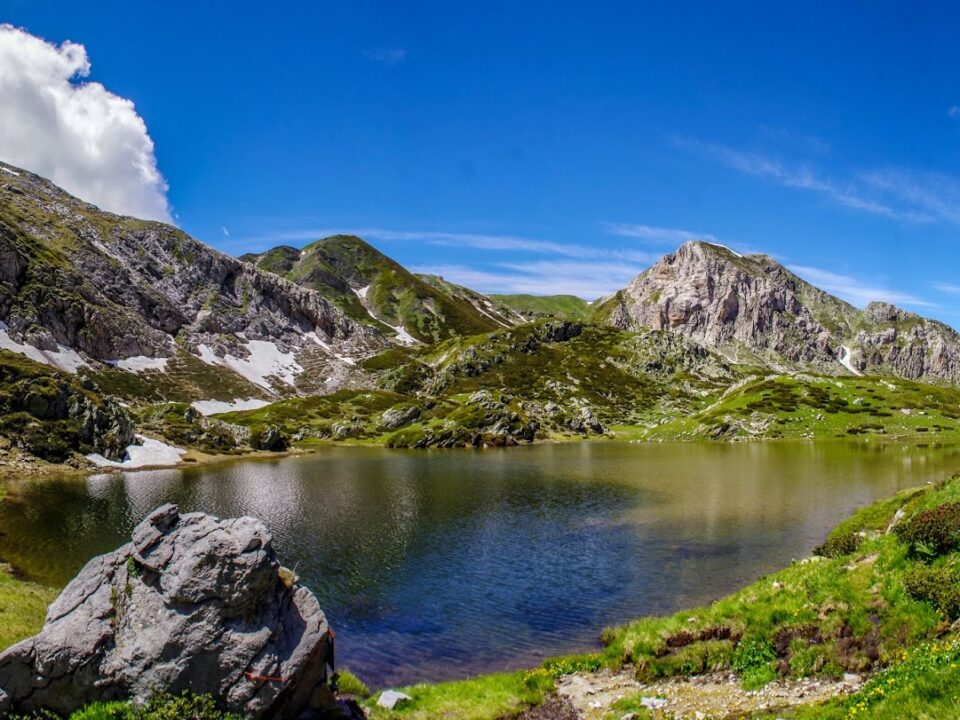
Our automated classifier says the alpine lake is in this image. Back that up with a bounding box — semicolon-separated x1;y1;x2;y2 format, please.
1;439;958;688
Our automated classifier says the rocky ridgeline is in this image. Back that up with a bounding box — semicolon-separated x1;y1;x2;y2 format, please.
603;241;960;384
0;164;386;397
0;504;334;718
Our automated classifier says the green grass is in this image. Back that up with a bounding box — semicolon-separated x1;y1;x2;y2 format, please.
0;564;56;651
489;294;592;320
767;638;960;719
639;373;960;442
363;669;554;720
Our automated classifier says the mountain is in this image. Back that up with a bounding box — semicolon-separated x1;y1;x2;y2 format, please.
242;235;512;343
0;162;387;402
596;240;960;383
489;294;592;321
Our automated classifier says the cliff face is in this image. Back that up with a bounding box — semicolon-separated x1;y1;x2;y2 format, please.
852;302;960;382
600;241;960;383
0;162;388;398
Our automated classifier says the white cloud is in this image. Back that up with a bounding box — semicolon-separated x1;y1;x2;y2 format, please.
364;48;407;66
603;223;720;244
247;226;659;263
676;137;932;223
949;106;960;118
860;169;960;225
932;282;960;295
0;25;170;222
411;259;648;300
789;265;936;309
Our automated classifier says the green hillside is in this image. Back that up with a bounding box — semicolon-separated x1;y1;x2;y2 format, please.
490;293;592;320
243;235;502;342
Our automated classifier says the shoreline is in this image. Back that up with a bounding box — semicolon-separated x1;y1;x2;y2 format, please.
1;425;955;482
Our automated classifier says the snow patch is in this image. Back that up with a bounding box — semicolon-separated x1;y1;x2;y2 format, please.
384;323;418;346
0;323;88;373
108;356;168;373
838;346;862;376
355;285;370;299
0;166;19;177
195;340;303;390
191;398;271;416
706;242;744;258
470;300;511;328
304;331;356;365
86;435;186;469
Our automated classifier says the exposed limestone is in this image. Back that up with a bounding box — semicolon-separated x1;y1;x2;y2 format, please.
0;504;331;718
604;241;960;384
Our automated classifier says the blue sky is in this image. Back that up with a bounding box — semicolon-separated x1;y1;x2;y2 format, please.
3;2;960;325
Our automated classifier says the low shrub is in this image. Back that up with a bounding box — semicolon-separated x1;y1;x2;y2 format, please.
732;638;777;689
814;531;862;558
902;565;960;618
894;502;960;558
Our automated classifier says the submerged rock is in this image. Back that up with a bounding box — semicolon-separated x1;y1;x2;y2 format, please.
0;504;332;718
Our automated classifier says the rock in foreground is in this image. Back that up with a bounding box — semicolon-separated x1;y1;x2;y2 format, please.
0;504;332;717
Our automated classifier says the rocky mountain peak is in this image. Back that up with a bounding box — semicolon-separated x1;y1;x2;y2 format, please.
601;240;960;384
605;240;844;368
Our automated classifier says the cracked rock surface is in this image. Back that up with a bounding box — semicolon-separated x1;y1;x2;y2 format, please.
0;503;330;718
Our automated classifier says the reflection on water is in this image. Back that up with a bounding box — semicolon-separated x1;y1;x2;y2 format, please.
1;441;957;687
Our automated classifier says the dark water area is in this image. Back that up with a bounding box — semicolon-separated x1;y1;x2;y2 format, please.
1;440;957;687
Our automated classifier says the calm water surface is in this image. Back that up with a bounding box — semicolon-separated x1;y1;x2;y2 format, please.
1;441;958;687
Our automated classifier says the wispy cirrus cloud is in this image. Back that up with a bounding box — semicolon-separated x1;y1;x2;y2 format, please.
603;222;719;244
931;282;960;295
243;226;659;263
675;136;939;223
859;169;960;226
410;259;647;299
364;48;406;66
789;265;936;309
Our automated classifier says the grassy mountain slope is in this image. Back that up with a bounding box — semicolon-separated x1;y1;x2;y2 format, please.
490;293;592;321
164;316;960;454
243;235;504;343
632;373;960;442
416;274;515;327
209;319;740;449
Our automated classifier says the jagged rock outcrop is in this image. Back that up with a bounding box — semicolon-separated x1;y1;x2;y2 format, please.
602;242;849;369
0;162;388;398
600;241;960;384
0;352;135;461
852;302;960;382
0;504;331;718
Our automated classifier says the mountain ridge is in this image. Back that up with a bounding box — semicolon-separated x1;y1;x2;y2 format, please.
0;160;388;401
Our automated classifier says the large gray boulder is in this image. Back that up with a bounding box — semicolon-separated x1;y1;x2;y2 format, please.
0;504;331;717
